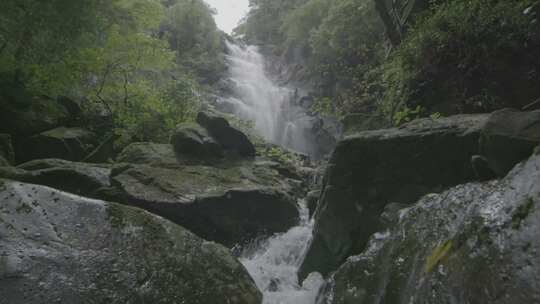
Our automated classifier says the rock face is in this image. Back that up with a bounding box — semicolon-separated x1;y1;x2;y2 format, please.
300;114;488;278
18;127;96;163
0;180;261;304
480;109;540;177
110;162;300;247
322;153;540;304
171;123;224;160
197;111;256;157
0;159;111;198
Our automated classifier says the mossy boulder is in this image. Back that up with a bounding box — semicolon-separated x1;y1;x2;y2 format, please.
0;159;111;198
300;114;488;278
117;142;182;166
18;127;97;163
0;180;261;304
480;108;540;177
170;123;224;160
321;153;540;304
197;111;256;157
110;162;300;247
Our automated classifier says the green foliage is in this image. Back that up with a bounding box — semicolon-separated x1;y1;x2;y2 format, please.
163;0;226;83
239;0;385;115
311;97;340;117
0;0;224;144
259;146;301;165
379;0;540;119
393;105;425;126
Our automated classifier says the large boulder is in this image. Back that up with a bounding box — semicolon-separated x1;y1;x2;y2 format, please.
18;127;97;163
0;180;261;304
0;159;111;198
300;114;489;278
0;95;70;137
109;162;300;247
321;152;540;304
170;123;224;160
480;108;540;177
197;111;256;157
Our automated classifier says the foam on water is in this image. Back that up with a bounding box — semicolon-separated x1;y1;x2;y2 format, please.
225;41;317;155
239;201;324;304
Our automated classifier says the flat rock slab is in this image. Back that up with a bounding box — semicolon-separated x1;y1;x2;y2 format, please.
110;162;300;247
0;180;261;304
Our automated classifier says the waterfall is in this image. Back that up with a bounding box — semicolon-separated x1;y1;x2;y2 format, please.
223;41;319;155
222;40;326;303
239;201;325;304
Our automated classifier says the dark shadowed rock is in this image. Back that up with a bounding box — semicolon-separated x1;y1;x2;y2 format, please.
197;111;256;157
480;108;540;177
0;180;261;304
170;123;224;159
18;127;96;163
109;162;299;247
300;114;488;279
83;133;116;163
0;159;110;198
0;134;14;166
322;153;540;304
0;95;70;137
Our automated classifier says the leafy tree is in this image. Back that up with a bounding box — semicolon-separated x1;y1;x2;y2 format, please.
379;0;540;121
162;0;226;83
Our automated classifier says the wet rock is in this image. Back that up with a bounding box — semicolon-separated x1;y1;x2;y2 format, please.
170;123;224;160
322;153;540;304
0;134;14;166
196;111;256;157
306;190;321;218
0;180;261;304
480;108;540;177
0;159;110;198
18;127;97;163
299;114;489;278
110;162;299;247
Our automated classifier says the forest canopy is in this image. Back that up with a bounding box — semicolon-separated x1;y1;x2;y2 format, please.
0;0;225;143
237;0;540;124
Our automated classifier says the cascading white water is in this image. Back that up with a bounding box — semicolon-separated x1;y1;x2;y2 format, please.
224;41;317;155
223;40;325;303
239;201;325;304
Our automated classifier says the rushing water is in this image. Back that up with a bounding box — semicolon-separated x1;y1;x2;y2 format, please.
224;40;325;303
223;41;318;155
239;201;325;304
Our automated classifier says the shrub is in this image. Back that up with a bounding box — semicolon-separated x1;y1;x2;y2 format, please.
379;0;540;120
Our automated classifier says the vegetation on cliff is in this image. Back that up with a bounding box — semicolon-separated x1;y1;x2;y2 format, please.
238;0;540;124
0;0;224;143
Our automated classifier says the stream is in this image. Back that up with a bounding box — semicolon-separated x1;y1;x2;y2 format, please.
224;42;325;303
238;201;324;304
